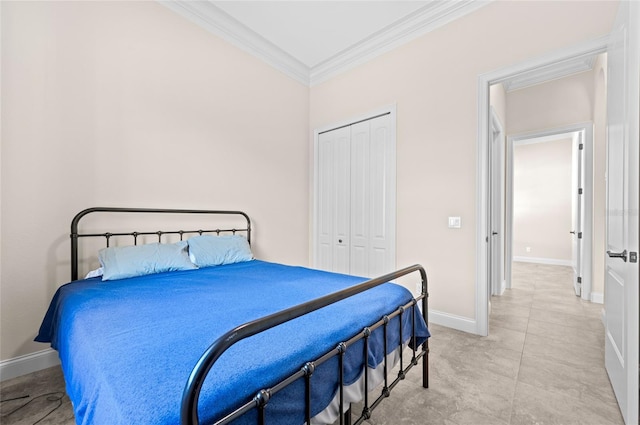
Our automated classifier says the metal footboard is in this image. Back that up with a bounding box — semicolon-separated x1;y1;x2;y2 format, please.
181;264;429;425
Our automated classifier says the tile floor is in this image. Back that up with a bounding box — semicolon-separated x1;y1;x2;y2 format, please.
355;262;623;424
0;262;624;425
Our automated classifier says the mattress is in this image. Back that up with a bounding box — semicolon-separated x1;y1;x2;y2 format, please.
36;260;429;425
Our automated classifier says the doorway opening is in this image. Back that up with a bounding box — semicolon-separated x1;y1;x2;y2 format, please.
476;36;609;337
479;5;639;422
505;124;594;302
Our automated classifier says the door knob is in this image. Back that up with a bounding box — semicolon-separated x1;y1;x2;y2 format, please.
607;249;627;262
492;232;498;235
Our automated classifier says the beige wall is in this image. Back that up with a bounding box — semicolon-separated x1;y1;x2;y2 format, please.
506;71;595;135
1;1;310;360
310;1;617;321
512;139;573;261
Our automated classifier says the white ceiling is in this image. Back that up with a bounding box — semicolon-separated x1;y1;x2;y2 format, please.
211;1;429;68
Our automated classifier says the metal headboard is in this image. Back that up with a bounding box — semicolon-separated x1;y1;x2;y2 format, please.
70;207;251;281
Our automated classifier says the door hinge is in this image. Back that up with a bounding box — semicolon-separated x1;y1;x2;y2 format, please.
578;232;583;239
578;188;583;195
579;143;584;150
577;276;582;284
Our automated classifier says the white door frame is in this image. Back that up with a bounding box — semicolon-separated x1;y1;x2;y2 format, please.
505;123;593;301
476;36;608;336
311;104;397;271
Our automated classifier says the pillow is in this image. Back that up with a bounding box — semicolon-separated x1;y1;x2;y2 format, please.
187;235;253;268
84;267;104;279
98;241;197;281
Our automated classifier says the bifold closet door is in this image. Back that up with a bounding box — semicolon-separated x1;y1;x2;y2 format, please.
316;113;395;278
317;126;351;274
350;115;394;277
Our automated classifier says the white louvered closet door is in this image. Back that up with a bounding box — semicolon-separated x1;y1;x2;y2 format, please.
316;113;395;278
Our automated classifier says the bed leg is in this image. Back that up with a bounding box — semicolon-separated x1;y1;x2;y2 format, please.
421;269;429;389
422;341;429;389
343;404;352;425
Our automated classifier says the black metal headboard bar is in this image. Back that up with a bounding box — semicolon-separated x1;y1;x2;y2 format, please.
70;207;251;281
76;228;248;242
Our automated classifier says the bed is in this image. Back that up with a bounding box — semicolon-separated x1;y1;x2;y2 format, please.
36;207;430;425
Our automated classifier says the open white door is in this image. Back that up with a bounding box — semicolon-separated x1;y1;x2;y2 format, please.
489;107;505;297
604;1;639;424
570;131;585;297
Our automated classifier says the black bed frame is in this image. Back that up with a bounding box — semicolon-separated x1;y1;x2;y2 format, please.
70;207;429;425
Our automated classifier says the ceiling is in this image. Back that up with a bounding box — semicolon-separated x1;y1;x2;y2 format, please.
160;1;599;88
211;1;430;69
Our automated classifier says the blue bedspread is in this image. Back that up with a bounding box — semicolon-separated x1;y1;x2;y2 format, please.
36;260;429;425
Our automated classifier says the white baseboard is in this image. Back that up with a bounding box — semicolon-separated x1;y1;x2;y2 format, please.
513;256;572;266
428;309;478;334
0;348;60;382
590;292;604;304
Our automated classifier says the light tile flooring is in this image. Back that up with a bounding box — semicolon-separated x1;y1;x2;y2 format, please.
0;263;624;425
356;262;624;424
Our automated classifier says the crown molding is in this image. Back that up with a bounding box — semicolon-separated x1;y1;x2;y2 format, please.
484;34;609;92
159;0;311;85
503;55;598;92
159;0;491;87
310;0;491;86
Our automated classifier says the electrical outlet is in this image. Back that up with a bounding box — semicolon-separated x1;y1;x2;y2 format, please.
448;216;461;228
526;246;531;253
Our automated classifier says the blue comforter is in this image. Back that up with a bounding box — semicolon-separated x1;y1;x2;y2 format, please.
36;260;429;425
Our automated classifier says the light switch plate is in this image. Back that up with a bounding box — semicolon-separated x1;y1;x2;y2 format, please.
448;216;461;228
